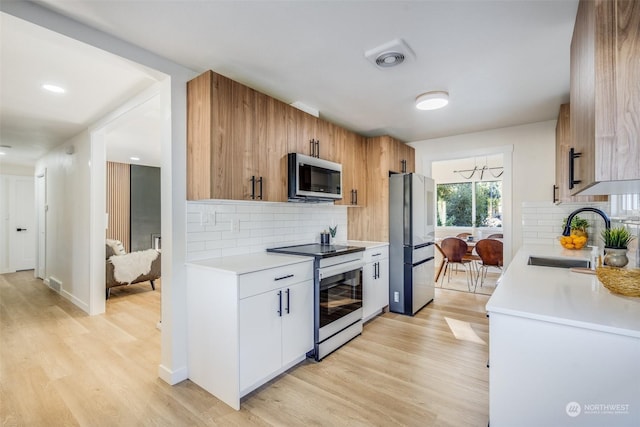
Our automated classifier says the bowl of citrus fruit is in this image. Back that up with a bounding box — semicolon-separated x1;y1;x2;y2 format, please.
559;234;588;250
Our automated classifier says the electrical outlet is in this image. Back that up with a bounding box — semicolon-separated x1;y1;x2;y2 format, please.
393;291;399;303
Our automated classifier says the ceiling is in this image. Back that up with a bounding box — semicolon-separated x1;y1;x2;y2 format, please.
1;0;579;167
0;12;164;167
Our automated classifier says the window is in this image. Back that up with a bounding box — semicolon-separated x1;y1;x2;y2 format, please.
437;181;502;228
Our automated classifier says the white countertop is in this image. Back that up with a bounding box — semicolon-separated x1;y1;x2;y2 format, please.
486;244;640;338
346;240;388;249
187;252;311;275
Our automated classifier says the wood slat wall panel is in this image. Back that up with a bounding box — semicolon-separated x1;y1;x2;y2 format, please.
106;161;130;253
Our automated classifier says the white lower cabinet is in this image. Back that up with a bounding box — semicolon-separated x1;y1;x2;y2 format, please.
362;245;389;322
187;256;313;410
239;279;313;393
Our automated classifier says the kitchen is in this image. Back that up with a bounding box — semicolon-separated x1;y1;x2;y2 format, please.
1;0;639;426
184;0;640;423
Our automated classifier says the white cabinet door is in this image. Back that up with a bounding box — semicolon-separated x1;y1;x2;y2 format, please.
239;290;282;391
281;280;314;367
363;258;390;322
376;259;389;310
362;261;377;321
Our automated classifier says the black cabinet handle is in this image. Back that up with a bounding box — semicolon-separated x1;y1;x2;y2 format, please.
285;289;290;314
553;185;559;203
16;228;27;232
250;175;256;200
257;176;263;200
353;189;357;205
277;290;282;317
274;274;294;281
309;139;320;158
569;148;582;190
401;159;407;173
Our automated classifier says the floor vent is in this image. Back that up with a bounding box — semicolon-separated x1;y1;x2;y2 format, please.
49;277;62;292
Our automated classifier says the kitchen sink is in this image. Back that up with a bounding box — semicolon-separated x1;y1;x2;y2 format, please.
527;256;591;269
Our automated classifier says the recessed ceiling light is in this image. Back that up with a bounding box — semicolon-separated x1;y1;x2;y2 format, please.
0;152;6;156
415;91;449;110
42;83;66;94
130;157;140;161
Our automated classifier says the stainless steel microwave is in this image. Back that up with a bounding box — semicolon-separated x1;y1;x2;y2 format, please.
288;153;342;201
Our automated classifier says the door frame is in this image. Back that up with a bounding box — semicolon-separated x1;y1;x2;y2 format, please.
88;81;168;315
36;169;47;279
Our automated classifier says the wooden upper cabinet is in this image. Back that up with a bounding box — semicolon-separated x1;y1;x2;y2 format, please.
286;107;318;157
347;135;415;241
187;70;288;201
555;104;607;203
336;129;366;206
569;0;640;194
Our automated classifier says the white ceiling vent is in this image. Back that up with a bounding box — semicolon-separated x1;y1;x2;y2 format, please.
364;38;415;69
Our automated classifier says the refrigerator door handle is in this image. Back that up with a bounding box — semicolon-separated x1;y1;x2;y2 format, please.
414;242;434;249
413;256;434;267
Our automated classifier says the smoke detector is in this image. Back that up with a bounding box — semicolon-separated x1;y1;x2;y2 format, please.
364;38;415;69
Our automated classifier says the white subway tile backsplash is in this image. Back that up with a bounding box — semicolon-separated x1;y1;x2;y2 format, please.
186;200;349;261
521;201;610;247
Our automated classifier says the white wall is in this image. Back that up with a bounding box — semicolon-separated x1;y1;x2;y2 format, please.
410;120;557;259
35;132;92;310
0;163;35;176
187;201;348;261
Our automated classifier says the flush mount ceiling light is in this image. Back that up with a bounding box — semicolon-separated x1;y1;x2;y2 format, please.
364;38;415;69
42;83;66;94
415;91;449;110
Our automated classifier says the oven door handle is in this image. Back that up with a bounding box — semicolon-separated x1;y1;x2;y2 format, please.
318;260;364;280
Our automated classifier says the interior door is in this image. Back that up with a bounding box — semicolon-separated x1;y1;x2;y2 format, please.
9;176;35;271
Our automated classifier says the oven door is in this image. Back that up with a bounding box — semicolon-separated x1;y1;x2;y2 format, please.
317;262;363;342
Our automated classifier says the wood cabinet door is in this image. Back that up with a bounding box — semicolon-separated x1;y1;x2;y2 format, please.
286;106;318;157
570;0;640;192
239;290;282;392
281;280;314;367
316;119;341;162
569;0;596;194
256;95;288;202
231;81;261;200
555;104;607;203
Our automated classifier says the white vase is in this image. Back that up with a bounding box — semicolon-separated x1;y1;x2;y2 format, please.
603;247;629;268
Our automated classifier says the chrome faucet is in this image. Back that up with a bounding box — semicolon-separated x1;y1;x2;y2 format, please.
562;207;611;236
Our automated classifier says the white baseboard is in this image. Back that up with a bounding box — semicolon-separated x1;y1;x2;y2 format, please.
61;289;90;314
158;364;188;385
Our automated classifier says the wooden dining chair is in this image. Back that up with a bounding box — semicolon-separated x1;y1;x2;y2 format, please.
486;233;503;239
439;237;475;291
474;238;504;292
456;232;472;239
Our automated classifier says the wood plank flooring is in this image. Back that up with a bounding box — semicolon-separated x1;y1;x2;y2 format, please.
1;271;490;426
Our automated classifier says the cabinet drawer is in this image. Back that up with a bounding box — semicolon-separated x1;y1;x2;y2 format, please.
364;246;389;263
239;261;313;299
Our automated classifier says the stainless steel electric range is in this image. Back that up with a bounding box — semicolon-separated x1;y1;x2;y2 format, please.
267;243;365;361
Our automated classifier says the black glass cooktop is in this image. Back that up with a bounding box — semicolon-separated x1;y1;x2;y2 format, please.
267;243;364;258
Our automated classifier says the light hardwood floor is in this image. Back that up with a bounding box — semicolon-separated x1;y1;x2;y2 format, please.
1;271;490;426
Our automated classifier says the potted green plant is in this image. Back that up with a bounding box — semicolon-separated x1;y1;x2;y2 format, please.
601;227;635;267
562;215;590;238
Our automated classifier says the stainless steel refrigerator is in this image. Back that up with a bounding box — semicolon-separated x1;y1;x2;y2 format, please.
389;173;435;315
